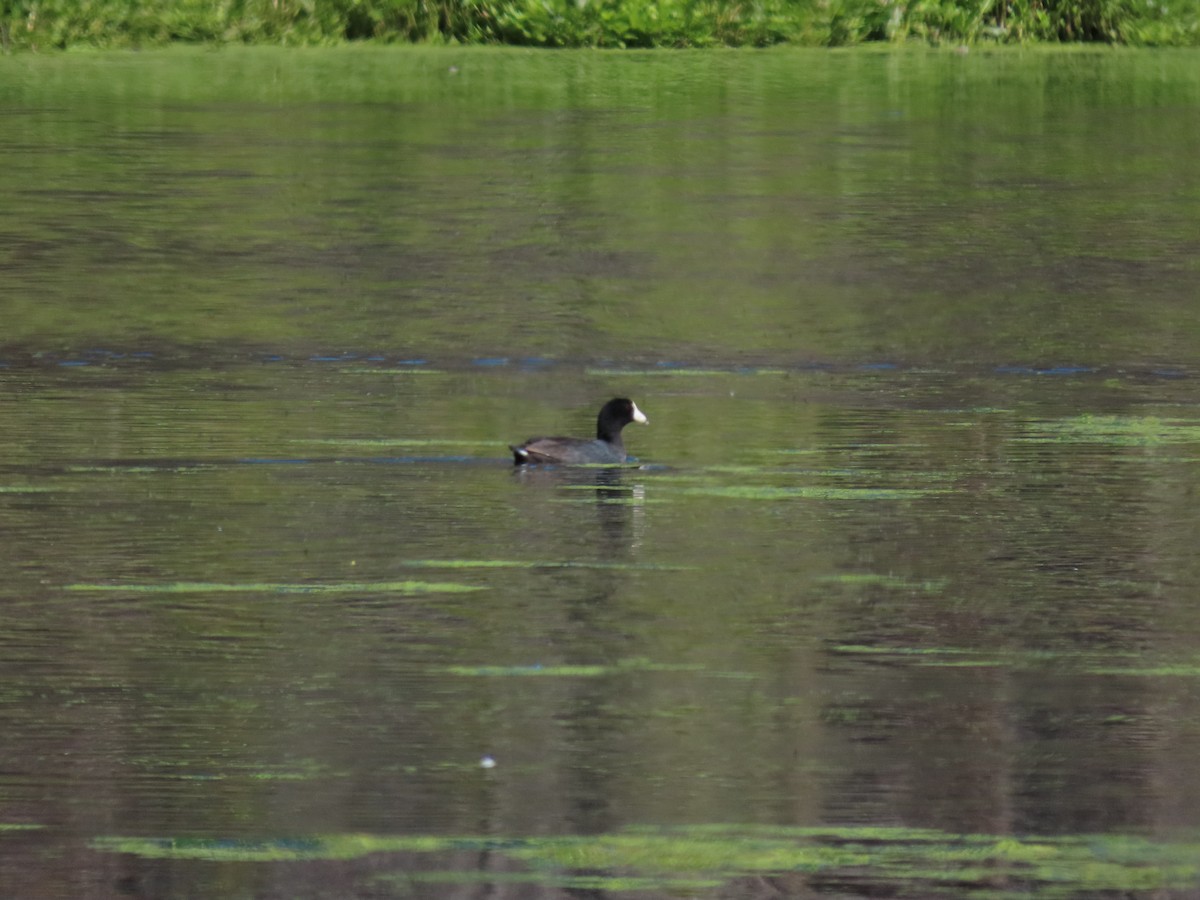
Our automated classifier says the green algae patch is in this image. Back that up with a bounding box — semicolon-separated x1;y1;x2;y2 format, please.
448;664;612;677
400;558;689;572
154;761;328;783
650;466;960;503
66;465;200;474
829;645;1013;669
446;658;703;677
816;574;948;592
90;826;1200;895
1020;415;1200;446
681;485;947;501
829;644;1144;672
512;830;871;873
92;835;385;862
0;823;44;831
832;644;981;659
65;580;483;595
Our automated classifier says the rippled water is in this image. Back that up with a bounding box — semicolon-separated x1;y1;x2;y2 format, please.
3;46;1200;899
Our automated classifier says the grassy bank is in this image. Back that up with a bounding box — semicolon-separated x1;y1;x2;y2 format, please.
2;0;1198;50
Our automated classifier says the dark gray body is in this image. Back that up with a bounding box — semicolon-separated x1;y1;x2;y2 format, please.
511;398;648;466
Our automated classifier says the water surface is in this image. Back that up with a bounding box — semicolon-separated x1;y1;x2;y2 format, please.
2;45;1200;899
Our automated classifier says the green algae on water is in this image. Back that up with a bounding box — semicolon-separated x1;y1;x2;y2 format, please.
400;558;688;571
829;644;1147;673
1087;660;1200;677
1020;415;1200;446
682;485;948;501
90;826;1200;895
816;574;948;591
446;658;703;677
65;580;483;595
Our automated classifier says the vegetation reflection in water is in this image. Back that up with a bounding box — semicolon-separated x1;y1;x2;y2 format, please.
91;825;1200;896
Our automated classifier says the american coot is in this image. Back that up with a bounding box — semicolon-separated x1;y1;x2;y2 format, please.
511;398;649;466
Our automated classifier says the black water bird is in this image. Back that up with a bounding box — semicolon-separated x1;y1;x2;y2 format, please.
510;398;648;466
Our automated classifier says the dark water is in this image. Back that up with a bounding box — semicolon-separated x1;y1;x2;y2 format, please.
3;46;1200;898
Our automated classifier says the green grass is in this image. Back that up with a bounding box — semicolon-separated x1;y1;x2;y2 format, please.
4;0;1199;50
